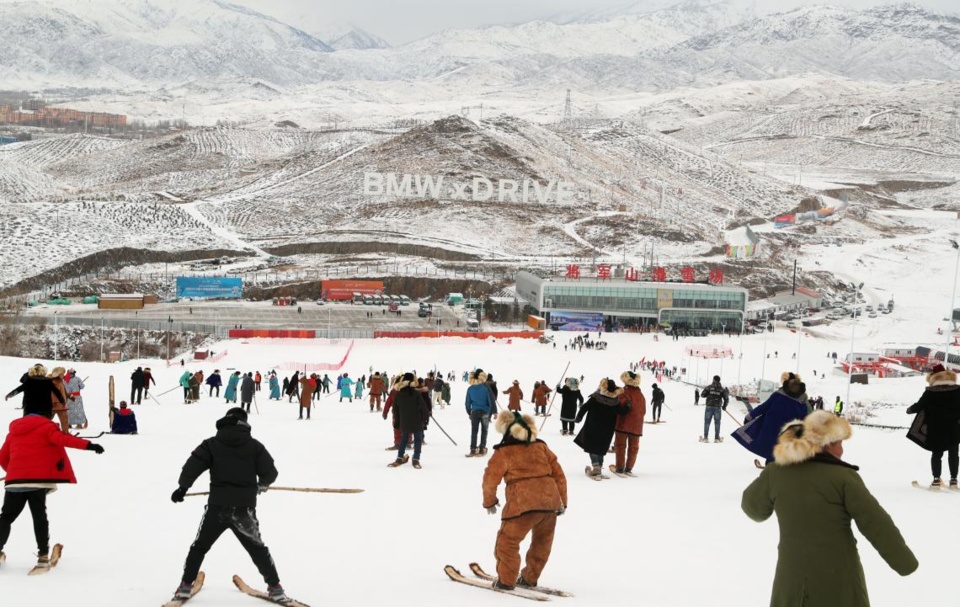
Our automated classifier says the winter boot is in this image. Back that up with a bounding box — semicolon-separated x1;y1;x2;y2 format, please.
586;465;602;477
951;478;958;488
699;436;707;443
267;584;289;602
493;579;516;591
0;550;5;565
466;448;479;457
714;437;724;443
412;460;422;469
384;444;399;450
516;575;536;589
479;447;488;456
174;581;194;600
34;554;50;570
388;455;410;468
931;477;943;488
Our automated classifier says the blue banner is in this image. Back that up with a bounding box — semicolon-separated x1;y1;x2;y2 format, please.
548;311;604;331
176;277;243;299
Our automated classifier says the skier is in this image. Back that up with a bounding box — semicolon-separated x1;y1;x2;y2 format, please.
533;381;551;416
321;374;331;394
298;374;315;420
143;367;156;398
179;370;192;403
286;372;300;403
906;363;960;488
466;369;495;457
254;371;262;392
206;370;223;398
48;367;70;433
441;380;451;408
240;373;255;414
63;368;87;430
699;375;729;443
432;374;445;408
354;376;364;400
130;366;146;405
574;378;628;478
4;364;63;413
732;372;808;464
0;389;105;568
502;380;524;412
742;411;917;606
387;373;430;469
613;371;645;476
368;372;385;412
483;412;567;590
339;373;355;403
268;371;280;400
556;377;583;436
224;371;241;404
650;383;665;423
170;408;289;603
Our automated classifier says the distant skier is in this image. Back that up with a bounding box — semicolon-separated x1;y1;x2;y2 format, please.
699;376;729;443
339;373;355;403
650;383;665;423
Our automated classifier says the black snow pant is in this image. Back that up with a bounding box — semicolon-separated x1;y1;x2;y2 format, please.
0;489;49;555
241;400;252;413
131;386;143;405
182;505;279;586
561;420;574;434
932;444;960;480
652;402;662;421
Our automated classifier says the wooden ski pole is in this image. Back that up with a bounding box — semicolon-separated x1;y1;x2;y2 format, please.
429;414;457;446
185;486;363;497
539;360;572;432
723;408;743;428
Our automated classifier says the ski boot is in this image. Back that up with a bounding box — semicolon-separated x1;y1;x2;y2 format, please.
931;477;943;488
493;579;515;591
267;584;289;602
516;575;536;589
174;581;194;600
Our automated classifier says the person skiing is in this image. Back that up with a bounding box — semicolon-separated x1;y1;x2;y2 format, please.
206;370;223;398
0;387;105;568
533;381;551;417
733;372;809;464
130;366;146;405
650;383;665;423
574;378;628;478
63;368;88;430
268;371;280;401
339;373;355;403
321;374;331;394
700;375;729;443
170;407;289;602
298;374;315;420
742;410;918;606
906;363;960;488
387;373;430;469
368;372;386;412
48;367;70;433
224;371;241;404
612;371;645;476
556;377;583;436
466;369;495;457
286;372;300;403
254;371;262;392
502;380;524;412
142;367;156;399
483;412;567;591
441;380;451;408
240;372;255;414
354;376;364;400
179;370;193;403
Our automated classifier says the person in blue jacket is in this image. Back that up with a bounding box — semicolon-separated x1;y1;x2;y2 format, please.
732;372;809;463
339;373;355;403
205;370;223;398
224;372;241;404
110;401;138;434
268;372;281;400
465;368;495;457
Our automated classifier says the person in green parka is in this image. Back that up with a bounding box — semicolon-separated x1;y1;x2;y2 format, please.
224;371;241;404
742;410;917;607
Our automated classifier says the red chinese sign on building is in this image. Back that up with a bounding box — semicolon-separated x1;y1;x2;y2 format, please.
651;266;666;282
597;264;612;280
681;266;695;282
624;267;640;282
709;269;724;284
565;264;580;279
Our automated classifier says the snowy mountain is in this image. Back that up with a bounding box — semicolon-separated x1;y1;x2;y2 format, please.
311;24;391;51
0;0;333;87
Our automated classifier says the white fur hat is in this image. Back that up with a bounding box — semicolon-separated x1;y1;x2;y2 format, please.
773;410;852;466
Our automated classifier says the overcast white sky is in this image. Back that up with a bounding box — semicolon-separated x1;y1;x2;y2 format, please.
230;0;960;44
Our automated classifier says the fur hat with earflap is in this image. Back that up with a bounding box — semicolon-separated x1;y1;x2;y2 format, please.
620;371;641;388
469;369;488;385
394;372;417;390
773;410;853;466
495;411;539;443
28;363;48;378
779;372;806;399
927;364;957;387
598;378;622;399
564;377;579;390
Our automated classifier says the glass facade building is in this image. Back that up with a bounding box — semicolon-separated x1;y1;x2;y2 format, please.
515;271;748;331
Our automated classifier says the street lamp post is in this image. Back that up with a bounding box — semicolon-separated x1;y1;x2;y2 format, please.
846;282;864;411
946;240;960;367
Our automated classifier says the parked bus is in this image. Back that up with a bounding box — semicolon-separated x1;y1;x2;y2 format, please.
352;293;363;304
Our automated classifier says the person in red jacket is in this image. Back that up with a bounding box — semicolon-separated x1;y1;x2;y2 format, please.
0;389;105;567
613;370;646;476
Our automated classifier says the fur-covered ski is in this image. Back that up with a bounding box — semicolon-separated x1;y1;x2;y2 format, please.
467;563;574;597
28;543;62;576
161;571;205;606
911;481;958;492
607;465;635;478
233;574;310;606
444;565;549;601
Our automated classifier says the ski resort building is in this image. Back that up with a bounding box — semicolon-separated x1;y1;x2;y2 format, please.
515;271;748;331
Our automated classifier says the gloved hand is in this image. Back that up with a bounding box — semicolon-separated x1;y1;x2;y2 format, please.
171;487;187;503
485;503;498;515
257;484;269;495
86;443;105;454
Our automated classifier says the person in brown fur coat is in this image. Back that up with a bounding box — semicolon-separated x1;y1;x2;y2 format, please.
482;411;567;591
502;380;524;411
613;370;646;476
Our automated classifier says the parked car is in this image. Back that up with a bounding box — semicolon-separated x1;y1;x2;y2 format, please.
315;298;325;305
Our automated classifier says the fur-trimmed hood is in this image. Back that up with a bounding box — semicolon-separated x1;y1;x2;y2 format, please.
928;369;957;386
495;411;539;442
596;378;623;400
469;369;488;385
620;371;641;388
393;373;417;390
773;410;853;466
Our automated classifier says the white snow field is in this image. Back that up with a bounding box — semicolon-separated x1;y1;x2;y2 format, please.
0;322;953;607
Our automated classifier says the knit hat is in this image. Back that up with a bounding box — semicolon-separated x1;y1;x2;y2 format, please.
216;407;249;429
773;410;852;465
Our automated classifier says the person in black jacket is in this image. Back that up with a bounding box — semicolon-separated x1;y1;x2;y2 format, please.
574;379;628;478
388;373;431;469
907;364;960;488
700;375;729;443
170;408;288;602
4;364;62;411
130;367;145;405
556;378;584;436
650;383;665;423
